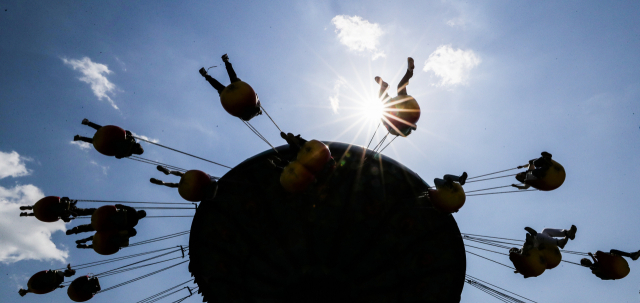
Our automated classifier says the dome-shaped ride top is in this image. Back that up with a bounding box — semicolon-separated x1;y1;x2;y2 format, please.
189;142;466;303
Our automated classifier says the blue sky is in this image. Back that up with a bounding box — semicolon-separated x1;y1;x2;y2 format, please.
1;1;640;302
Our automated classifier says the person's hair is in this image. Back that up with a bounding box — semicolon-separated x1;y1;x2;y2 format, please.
580;258;593;267
133;144;144;155
18;289;29;296
137;210;147;219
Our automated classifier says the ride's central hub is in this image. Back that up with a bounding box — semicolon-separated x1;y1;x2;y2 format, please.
189;142;466;302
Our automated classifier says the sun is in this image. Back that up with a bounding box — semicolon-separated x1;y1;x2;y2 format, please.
360;96;386;124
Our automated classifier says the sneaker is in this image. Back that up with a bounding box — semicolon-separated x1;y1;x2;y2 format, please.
221;54;229;62
157;166;170;175
524;227;538;236
19;212;27;217
149;178;163;185
81;118;89;125
566;225;577;240
557;237;568;249
408;57;415;70
73;135;81;141
630;250;640;261
459;172;468;186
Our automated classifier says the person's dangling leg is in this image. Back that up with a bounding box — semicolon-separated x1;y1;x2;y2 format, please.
542;226;577;240
443;172;468;185
150;178;179;188
156;166;184;177
74;135;93;144
76;235;94;244
375;76;390;102
222;54;239;83
66;224;95;235
81;119;102;130
199;68;226;95
397;57;415;96
19;212;35;217
534;232;567;248
20;205;33;210
610;249;640;260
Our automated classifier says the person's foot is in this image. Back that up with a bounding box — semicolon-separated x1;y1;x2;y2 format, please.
157;166;170;175
81;118;89;125
408;57;415;70
221;54;229;62
150;178;163;185
198;67;207;77
541;151;552;159
73;135;81;141
77;244;89;249
524;227;538;236
459;172;468;186
557;237;569;249
19;212;27;217
630;250;640;261
565;225;577;240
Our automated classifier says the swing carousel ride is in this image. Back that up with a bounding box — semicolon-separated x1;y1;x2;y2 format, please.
16;54;627;303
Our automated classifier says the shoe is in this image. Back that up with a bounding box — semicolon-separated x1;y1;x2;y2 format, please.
408;57;415;70
221;54;229;62
541;151;552;158
557;237;568;249
565;225;577;240
459;172;468;186
198;67;207;77
524;227;538;236
157;165;170;175
150;178;163;185
81;118;89;125
73;135;81;141
628;250;640;261
525;233;534;246
19;212;27;217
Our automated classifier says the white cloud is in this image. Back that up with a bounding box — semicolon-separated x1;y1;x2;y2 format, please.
62;57;119;110
0;184;68;264
70;140;92;151
130;132;159;144
331;15;385;60
90;160;109;175
0;151;30;179
329;79;346;114
423;45;481;86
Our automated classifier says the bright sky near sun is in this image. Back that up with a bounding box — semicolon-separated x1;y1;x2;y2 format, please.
1;1;640;302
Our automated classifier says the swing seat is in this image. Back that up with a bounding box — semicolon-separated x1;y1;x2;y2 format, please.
597;251;630;280
220;81;259;119
178;170;212;202
91;205;119;231
381;96;420;137
280;161;315;193
27;270;60;294
526;160;566;191
429;183;466;213
92;231;122;255
510;248;547;278
92;125;127;157
33;196;62;223
297;140;332;174
538;244;562;269
68;276;100;302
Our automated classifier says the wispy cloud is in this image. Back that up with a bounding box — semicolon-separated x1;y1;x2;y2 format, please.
70;140;92;151
331;15;385;60
0;151;68;264
423;45;480;86
62;57;119;110
90;160;109;175
131;131;159;144
329;79;346;114
0;151;30;179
